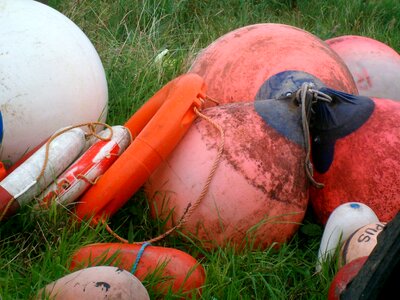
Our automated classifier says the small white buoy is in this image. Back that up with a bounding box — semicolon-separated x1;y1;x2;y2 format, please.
316;202;379;272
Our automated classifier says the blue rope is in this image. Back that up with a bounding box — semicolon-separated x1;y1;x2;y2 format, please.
131;242;151;275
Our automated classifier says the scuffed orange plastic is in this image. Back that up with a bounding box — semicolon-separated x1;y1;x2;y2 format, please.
70;243;206;296
74;73;206;223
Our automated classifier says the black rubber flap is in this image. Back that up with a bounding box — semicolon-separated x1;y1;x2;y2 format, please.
255;70;375;173
310;87;375;173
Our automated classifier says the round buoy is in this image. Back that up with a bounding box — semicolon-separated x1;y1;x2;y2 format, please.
37;266;150;300
146;98;309;250
249;69;399;225
189;23;357;104
326;35;400;100
310;97;400;224
339;222;386;267
316;202;379;272
0;0;108;165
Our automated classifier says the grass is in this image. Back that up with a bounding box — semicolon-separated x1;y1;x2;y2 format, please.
1;0;399;299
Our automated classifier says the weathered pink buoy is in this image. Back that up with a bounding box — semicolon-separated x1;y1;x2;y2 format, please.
145;99;309;250
310;97;400;224
249;69;399;226
326;35;400;100
189;23;357;104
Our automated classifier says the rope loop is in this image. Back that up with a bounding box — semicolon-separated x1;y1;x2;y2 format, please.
85;122;114;141
296;83;326;189
37;122;113;182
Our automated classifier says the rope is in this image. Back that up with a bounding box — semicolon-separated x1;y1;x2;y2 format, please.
0;198;15;222
0;122;113;222
104;103;225;244
297;83;330;189
204;95;220;105
130;242;151;274
76;174;101;185
37;122;113;182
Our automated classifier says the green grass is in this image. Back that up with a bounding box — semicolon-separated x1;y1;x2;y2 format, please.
1;0;399;299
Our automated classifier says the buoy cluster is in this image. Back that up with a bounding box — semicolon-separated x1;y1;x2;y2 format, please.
1;1;399;298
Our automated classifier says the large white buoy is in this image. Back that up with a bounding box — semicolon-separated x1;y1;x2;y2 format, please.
0;0;108;165
326;35;400;100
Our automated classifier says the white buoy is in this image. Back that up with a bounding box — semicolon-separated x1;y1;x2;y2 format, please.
326;35;400;100
0;0;108;165
316;202;379;272
37;266;150;300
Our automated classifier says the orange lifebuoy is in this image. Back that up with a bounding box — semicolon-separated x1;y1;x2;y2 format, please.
74;73;206;223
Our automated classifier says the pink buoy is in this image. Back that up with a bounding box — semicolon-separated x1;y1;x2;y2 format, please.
256;69;400;226
146;99;309;250
326;35;400;100
189;23;357;104
310;97;400;224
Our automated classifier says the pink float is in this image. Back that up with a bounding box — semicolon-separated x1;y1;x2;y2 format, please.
326;35;400;100
189;23;357;104
145;99;309;250
310;97;400;224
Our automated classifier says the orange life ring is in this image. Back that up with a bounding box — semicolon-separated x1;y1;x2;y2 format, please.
74;73;206;224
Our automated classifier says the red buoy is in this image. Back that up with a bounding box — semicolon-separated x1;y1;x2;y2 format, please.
310;98;400;224
326;35;400;100
328;256;368;300
146;99;309;250
189;23;357;104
